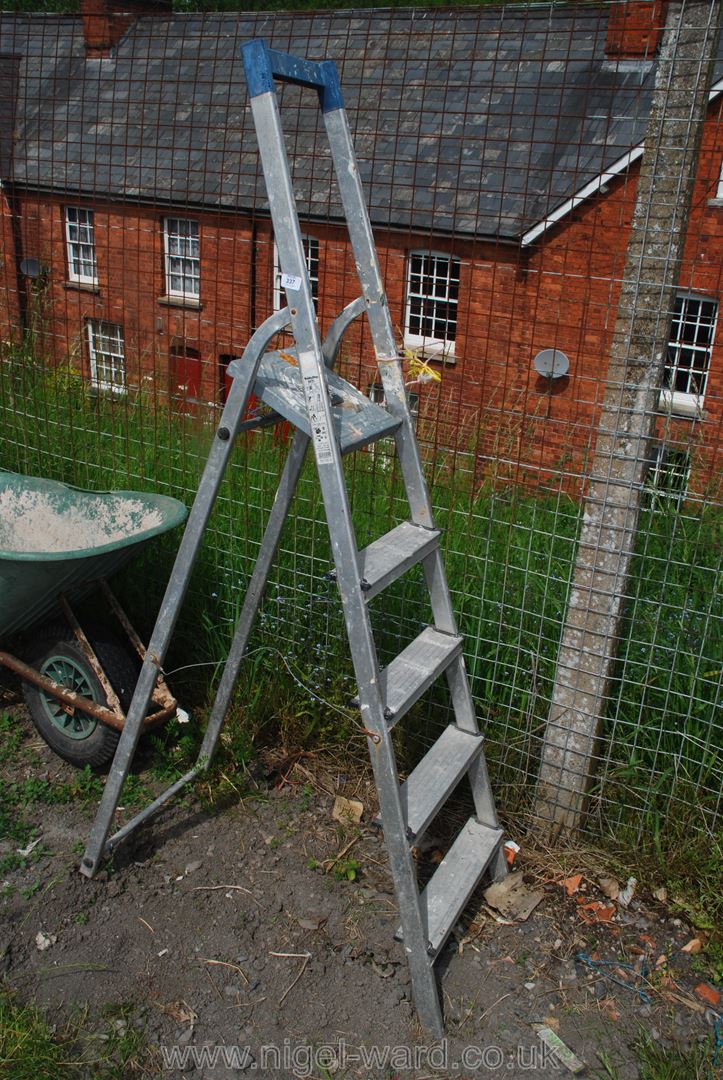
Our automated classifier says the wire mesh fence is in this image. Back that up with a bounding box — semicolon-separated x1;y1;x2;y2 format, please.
0;1;720;864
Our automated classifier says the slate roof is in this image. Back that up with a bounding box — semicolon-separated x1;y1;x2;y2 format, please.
0;6;721;241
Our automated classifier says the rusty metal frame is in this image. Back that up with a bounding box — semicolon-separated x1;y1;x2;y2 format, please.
58;594;125;717
0;588;179;733
0;649;131;731
98;579;177;714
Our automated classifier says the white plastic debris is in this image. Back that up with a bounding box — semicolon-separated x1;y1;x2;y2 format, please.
16;837;42;859
617;876;637;908
532;1025;585;1074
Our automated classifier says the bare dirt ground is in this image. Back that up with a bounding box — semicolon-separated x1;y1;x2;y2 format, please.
1;699;719;1080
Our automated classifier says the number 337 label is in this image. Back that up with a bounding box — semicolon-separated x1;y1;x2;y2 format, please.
280;273;302;291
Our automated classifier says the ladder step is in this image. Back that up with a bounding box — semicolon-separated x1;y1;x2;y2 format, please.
352;626;462;725
254;349;401;453
381;627;462;724
400;725;484;842
358;522;440;601
398;819;503;958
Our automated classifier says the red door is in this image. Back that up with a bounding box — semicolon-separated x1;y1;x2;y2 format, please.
170;344;201;414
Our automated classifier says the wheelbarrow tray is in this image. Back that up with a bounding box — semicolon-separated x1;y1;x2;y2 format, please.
0;472;188;637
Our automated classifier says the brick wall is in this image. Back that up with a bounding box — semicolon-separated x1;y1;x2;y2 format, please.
1;103;721;500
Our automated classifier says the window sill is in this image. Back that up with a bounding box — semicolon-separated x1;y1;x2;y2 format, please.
707;198;723;208
158;295;203;310
403;340;457;366
64;280;100;294
658;390;704;418
89;383;127;397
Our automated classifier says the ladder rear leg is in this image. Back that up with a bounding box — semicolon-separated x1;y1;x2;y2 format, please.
197;429;310;766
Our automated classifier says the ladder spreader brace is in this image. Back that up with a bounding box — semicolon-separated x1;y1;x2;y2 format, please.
80;39;506;1037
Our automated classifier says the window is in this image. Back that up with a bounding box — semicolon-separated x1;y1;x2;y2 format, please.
65;207;98;285
164;218;200;298
661;295;717;416
717;159;723;200
273;235;319;310
87;320;126;393
646;444;690;508
405;251;461;359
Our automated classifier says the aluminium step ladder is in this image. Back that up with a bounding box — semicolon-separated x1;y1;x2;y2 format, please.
80;39;506;1037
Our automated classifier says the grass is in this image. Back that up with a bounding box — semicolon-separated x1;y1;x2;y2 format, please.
598;1033;721;1080
0;992;152;1079
0;349;720;910
0;993;76;1079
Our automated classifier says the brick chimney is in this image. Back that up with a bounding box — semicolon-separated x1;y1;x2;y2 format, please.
81;0;171;57
605;0;668;58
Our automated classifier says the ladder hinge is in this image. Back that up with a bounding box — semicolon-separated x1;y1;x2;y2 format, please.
383;706;395;722
360;579;371;592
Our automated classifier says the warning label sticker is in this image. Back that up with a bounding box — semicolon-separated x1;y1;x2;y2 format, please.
303;372;334;466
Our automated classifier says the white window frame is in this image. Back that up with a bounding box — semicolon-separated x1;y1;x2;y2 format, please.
660;294;717;417
717;158;723;200
65;207;98;285
404;250;461;362
87;319;126;394
163;217;200;299
273;234;319;311
646;443;691;508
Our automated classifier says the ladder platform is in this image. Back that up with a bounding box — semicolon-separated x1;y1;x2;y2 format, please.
353;626;462;725
397;819;503;958
400;725;484;842
254;349;401;453
358;522;440;600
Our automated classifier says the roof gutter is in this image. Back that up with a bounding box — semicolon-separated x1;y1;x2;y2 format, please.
7;179;521;248
521;76;723;248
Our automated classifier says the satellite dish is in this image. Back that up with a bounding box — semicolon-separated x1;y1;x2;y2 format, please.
533;348;569;379
19;258;42;279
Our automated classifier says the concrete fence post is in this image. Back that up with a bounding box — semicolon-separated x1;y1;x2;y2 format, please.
534;0;721;834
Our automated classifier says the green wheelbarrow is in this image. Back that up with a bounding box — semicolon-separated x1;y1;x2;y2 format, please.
0;472;188;768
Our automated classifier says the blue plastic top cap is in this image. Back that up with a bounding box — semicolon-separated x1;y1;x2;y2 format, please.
241;39;344;114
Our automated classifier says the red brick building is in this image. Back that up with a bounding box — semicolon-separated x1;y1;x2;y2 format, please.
1;1;721;500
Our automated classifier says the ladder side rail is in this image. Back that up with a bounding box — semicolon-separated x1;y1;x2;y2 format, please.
80;309;291;878
322;95;498;821
247;78;444;1035
247;87;388;734
322;107;434;529
322;106;480;721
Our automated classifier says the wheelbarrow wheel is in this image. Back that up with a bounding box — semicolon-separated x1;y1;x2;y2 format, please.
22;621;138;769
